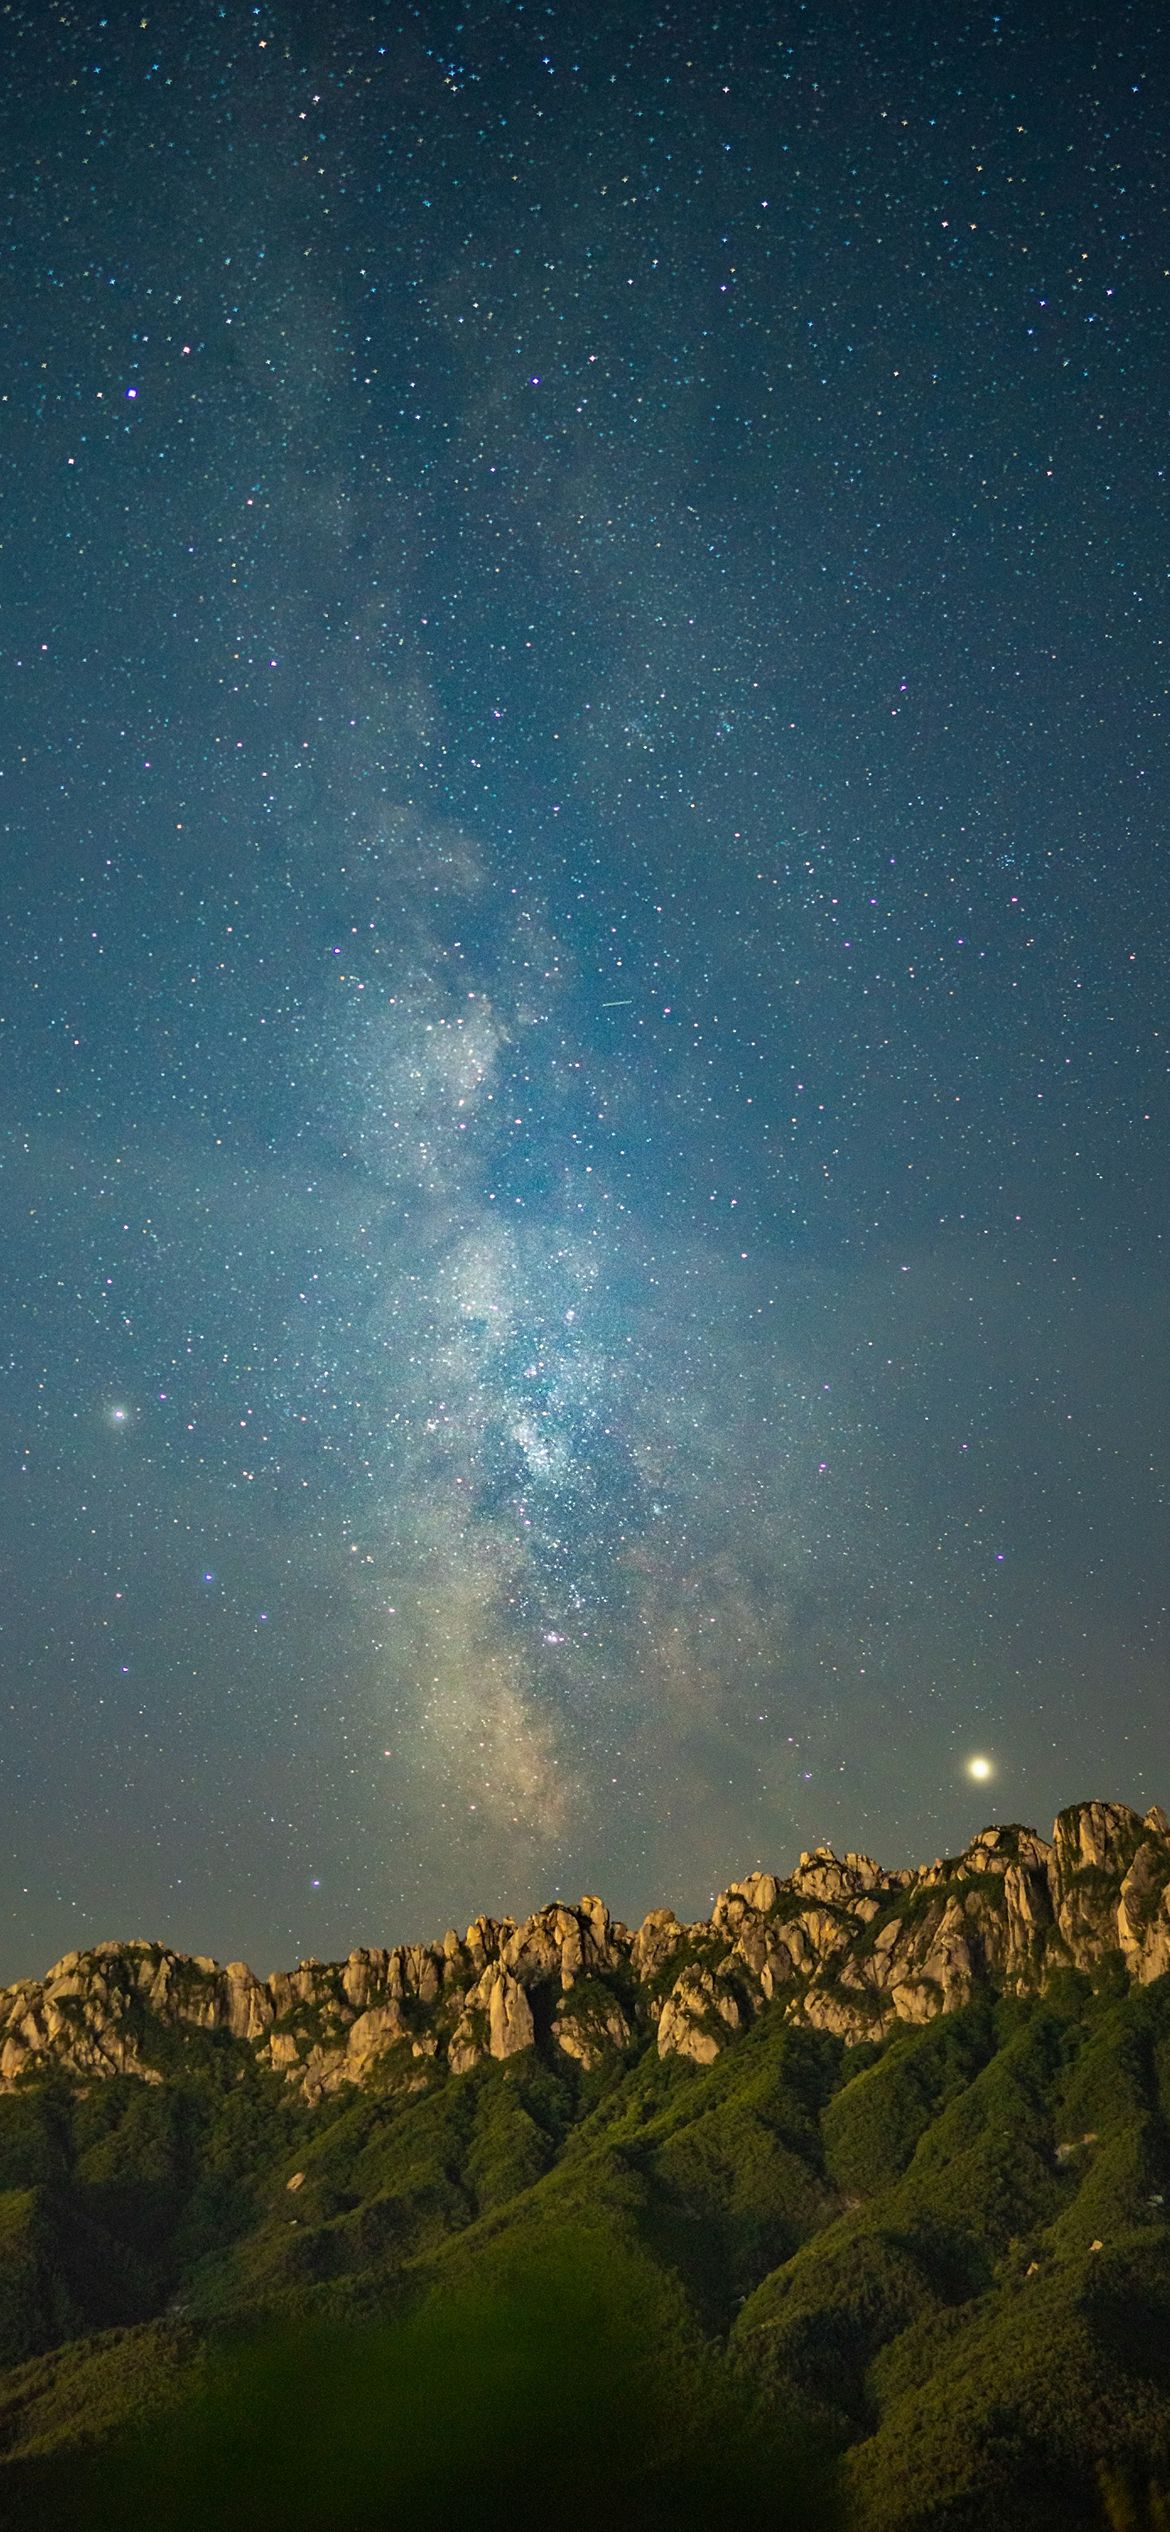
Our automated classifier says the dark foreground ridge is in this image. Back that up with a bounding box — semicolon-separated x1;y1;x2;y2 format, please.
5;1798;1170;2096
5;1798;1170;2532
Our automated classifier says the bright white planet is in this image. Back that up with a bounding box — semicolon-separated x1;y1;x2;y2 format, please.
965;1754;995;1782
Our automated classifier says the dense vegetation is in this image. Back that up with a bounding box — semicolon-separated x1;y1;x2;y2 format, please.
3;1966;1170;2526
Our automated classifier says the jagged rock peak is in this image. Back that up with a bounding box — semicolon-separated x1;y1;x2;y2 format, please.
3;1802;1168;2099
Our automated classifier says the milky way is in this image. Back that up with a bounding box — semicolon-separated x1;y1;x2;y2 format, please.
2;0;1168;1977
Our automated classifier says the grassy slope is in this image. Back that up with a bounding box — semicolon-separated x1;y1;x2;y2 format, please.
2;1970;1170;2524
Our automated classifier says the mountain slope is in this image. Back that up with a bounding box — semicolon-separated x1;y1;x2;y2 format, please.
4;1801;1170;2529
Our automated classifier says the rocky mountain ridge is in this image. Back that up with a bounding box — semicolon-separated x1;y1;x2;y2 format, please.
5;1797;1170;2101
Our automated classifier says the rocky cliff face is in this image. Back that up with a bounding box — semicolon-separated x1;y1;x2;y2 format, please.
4;1799;1169;2101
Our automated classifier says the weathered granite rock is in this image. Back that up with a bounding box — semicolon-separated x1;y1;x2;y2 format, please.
1048;1801;1149;1963
486;1966;535;2061
447;2014;487;2078
711;1873;779;1936
791;1850;897;1907
553;1993;633;2069
630;1907;692;1982
501;1896;623;1993
444;1964;535;2075
3;1802;1167;2098
344;2002;411;2080
1002;1860;1054;1978
222;1961;274;2040
1117;1839;1170;1982
657;1967;742;2064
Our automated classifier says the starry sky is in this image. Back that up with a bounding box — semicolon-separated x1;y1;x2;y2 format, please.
2;0;1168;1982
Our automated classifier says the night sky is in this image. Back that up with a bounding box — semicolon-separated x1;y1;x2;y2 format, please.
3;0;1168;1983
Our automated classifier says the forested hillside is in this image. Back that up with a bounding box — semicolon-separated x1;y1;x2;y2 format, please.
4;1806;1170;2528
